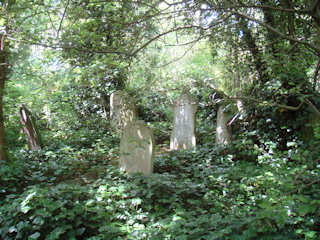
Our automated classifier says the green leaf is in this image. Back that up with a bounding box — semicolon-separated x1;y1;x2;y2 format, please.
298;204;314;216
305;231;317;238
29;232;41;240
21;205;31;214
47;227;68;240
32;216;44;225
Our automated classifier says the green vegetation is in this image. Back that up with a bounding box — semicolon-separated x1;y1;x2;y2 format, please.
1;0;320;239
1;129;320;239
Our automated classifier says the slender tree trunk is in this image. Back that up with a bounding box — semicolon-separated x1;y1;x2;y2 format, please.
313;59;320;91
0;42;9;161
237;17;269;83
232;46;245;117
282;0;295;43
310;0;320;30
261;0;279;56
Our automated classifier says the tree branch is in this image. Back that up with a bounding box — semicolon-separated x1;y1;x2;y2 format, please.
130;13;230;57
129;25;208;57
305;98;320;117
154;40;198;68
228;4;309;14
229;10;320;55
226;96;304;111
57;0;70;38
6;36;126;55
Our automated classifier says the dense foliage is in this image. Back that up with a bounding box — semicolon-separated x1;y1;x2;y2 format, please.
1;120;319;239
0;0;320;239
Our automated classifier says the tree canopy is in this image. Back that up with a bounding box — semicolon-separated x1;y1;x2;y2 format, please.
0;0;320;239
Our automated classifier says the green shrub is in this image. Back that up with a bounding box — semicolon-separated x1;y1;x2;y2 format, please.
1;124;319;239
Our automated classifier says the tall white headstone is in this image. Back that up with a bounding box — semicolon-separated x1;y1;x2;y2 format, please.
170;93;198;150
110;90;137;131
119;120;153;177
216;104;232;145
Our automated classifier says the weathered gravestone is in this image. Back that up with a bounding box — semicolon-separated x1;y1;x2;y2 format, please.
216;104;232;145
19;104;42;150
110;90;137;132
170;92;198;150
119;120;153;177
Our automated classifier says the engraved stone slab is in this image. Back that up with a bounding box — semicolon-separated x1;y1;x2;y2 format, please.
19;104;42;150
170;93;198;150
110;90;137;132
119;120;153;177
216;104;232;145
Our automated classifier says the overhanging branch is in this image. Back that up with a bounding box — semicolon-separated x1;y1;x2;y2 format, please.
305;99;320;117
227;96;304;111
229;10;320;55
129;14;230;57
6;36;126;55
206;83;320;117
57;0;70;38
226;96;320;117
129;25;208;57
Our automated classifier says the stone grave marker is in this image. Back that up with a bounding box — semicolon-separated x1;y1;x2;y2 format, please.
119;120;153;177
216;104;232;145
170;92;198;150
110;90;137;132
19;104;42;150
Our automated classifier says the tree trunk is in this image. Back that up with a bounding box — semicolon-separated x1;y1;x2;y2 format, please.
237;18;269;83
233;47;245;119
261;0;279;56
310;0;320;30
0;43;9;161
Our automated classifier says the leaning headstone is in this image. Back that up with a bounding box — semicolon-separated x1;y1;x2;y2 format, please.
119;120;153;177
170;92;198;150
19;104;42;150
110;90;137;132
216;104;232;145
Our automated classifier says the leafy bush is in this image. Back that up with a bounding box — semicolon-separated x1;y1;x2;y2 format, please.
1;137;319;239
135;92;170;122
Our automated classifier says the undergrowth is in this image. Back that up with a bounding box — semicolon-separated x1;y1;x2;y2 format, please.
1;135;319;239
